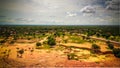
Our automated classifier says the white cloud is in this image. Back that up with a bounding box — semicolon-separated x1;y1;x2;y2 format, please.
66;12;77;17
80;5;96;13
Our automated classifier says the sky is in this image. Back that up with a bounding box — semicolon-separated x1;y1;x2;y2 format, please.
0;0;119;25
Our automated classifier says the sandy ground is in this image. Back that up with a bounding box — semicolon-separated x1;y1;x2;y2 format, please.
0;37;120;67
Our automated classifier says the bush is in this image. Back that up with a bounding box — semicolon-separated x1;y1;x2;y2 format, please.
0;40;6;44
64;39;68;43
54;32;61;37
36;42;41;47
48;39;56;46
17;49;24;58
67;53;78;60
10;40;15;44
92;44;100;49
43;41;47;44
113;48;120;58
27;37;31;40
18;49;24;55
47;36;56;46
91;44;100;53
108;43;114;49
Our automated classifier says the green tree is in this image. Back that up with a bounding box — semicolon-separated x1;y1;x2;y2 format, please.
47;36;56;46
0;40;6;45
113;48;120;58
91;44;100;53
17;49;24;58
36;42;41;47
108;43;114;49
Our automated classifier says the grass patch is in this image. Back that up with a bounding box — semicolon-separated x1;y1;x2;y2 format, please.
67;53;79;60
70;36;86;44
55;46;65;51
42;45;51;49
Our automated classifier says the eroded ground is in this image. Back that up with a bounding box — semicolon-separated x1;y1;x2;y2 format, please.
0;30;120;67
0;39;120;68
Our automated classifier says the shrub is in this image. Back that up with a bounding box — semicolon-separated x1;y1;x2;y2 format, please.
92;44;100;49
64;39;68;43
30;48;34;55
18;49;24;55
27;37;31;40
17;49;24;58
67;53;78;60
0;40;6;44
10;40;15;44
48;39;56;45
36;42;41;47
13;36;17;40
54;32;61;37
91;44;100;53
16;47;19;50
47;36;56;46
43;41;47;44
108;43;114;49
113;48;120;58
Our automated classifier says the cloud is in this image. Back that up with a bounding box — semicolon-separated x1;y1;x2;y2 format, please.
15;18;34;22
80;5;96;13
106;0;120;11
80;6;95;13
0;0;119;25
80;5;96;16
66;12;77;17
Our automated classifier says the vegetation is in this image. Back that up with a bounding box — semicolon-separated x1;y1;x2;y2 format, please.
0;40;6;45
17;49;24;58
0;48;11;59
67;53;78;60
108;43;114;49
54;32;62;37
35;42;42;49
113;48;120;58
30;48;34;55
36;42;42;47
43;45;51;49
47;36;56;46
70;36;86;43
91;44;101;53
0;25;120;67
0;25;119;42
10;40;15;44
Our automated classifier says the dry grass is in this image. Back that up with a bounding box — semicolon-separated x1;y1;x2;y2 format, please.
0;37;120;67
